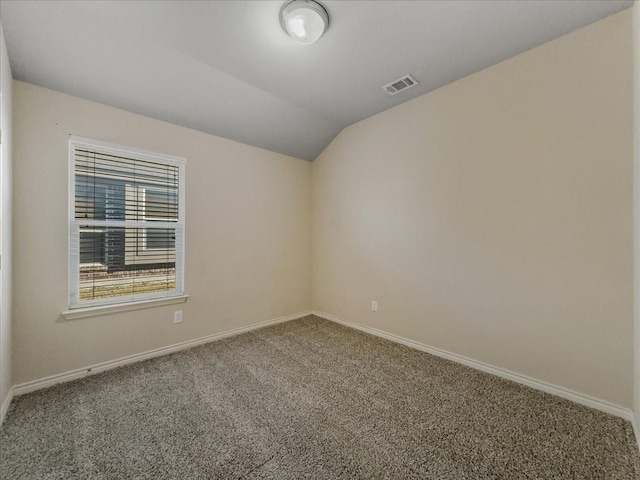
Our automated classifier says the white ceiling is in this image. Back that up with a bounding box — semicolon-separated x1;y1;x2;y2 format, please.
0;0;633;161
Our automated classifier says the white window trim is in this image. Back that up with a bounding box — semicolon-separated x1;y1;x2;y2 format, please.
62;294;189;320
68;136;186;310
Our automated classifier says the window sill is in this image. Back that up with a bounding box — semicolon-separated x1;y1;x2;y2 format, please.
62;295;189;320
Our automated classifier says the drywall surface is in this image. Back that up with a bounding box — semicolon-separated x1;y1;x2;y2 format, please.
0;26;13;415
633;0;640;433
312;10;634;407
13;81;311;385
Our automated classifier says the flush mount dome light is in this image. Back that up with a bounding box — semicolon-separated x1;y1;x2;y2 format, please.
280;0;329;45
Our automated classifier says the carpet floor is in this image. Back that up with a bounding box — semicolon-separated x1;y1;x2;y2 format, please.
1;315;639;479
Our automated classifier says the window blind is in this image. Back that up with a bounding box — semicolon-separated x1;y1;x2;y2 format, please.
69;138;185;308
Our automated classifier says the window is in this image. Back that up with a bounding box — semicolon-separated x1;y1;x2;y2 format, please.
69;137;185;308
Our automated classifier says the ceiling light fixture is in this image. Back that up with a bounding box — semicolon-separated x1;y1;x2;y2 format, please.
280;0;329;45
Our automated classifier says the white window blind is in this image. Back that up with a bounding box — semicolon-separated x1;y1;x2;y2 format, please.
69;137;185;308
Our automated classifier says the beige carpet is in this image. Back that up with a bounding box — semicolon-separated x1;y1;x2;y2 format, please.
1;315;639;479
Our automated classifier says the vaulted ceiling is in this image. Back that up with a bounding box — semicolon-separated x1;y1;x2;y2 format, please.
1;0;633;160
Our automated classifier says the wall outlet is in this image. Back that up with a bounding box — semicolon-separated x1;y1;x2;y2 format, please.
371;301;378;312
174;311;183;324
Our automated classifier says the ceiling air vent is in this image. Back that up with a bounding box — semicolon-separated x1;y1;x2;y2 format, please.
383;74;418;96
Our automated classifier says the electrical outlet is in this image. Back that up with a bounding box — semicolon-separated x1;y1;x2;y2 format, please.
371;301;378;312
174;310;183;324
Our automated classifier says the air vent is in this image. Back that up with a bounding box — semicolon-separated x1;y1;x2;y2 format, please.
382;74;419;96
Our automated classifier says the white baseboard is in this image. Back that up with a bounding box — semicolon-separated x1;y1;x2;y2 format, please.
1;386;14;425
13;310;312;397
313;310;634;422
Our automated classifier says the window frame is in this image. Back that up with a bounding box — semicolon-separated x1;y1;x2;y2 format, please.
68;136;186;310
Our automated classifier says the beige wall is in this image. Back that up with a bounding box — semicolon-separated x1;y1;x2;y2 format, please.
13;81;311;385
633;0;640;430
312;10;634;407
0;26;13;416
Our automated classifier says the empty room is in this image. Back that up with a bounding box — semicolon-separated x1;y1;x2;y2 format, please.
1;0;640;478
